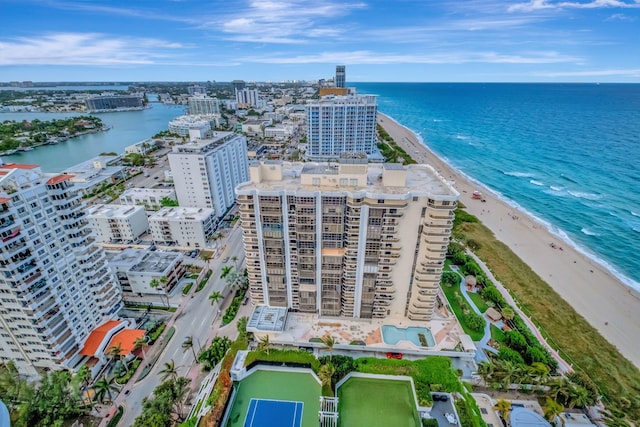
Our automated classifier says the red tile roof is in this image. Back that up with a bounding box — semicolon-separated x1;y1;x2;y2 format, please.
0;163;39;170
0;197;11;203
79;320;122;356
107;329;146;355
46;174;73;185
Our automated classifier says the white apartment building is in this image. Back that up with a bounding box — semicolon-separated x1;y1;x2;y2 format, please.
236;160;458;321
119;188;177;210
306;94;378;159
149;207;216;247
86;204;149;243
107;248;184;296
188;94;220;115
236;89;259;108
264;125;295;141
61;155;126;197
168;132;249;217
124;139;160;155
168;115;222;137
0;162;122;377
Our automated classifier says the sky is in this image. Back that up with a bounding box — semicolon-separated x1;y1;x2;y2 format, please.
1;0;639;83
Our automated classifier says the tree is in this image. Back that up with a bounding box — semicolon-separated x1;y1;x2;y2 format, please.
543;397;564;423
494;398;512;419
159;359;178;382
321;335;336;360
258;335;271;355
183;336;198;361
133;336;149;360
209;291;223;306
501;306;515;321
528;362;551;385
237;316;248;340
150;278;169;307
566;384;591;408
108;342;128;371
220;266;233;279
198;336;232;370
231;255;239;268
549;378;572;404
93;376;118;404
75;364;92;390
476;361;494;384
318;364;335;389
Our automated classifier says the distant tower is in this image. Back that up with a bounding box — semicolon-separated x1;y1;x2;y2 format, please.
232;80;246;93
335;65;346;88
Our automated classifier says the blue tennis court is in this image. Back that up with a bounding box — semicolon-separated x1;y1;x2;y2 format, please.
243;398;303;427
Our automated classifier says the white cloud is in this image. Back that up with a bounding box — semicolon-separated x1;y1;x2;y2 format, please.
509;0;640;12
605;12;637;19
534;68;640;76
0;33;187;66
211;0;365;43
243;50;581;65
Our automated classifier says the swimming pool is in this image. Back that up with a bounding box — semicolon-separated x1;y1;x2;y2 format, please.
381;325;435;347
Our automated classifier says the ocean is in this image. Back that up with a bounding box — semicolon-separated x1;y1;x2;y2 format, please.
353;83;640;291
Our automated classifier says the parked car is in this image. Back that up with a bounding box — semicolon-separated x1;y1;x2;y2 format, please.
222;256;229;263
386;352;403;359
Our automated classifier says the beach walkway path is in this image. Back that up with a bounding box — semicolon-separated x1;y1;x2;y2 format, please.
465;252;573;373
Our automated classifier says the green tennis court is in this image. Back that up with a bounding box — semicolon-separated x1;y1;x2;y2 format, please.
225;370;321;427
337;377;420;427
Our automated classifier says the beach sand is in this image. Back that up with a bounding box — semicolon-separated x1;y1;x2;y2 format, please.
378;113;640;368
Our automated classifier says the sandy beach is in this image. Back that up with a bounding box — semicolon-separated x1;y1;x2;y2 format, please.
378;113;640;368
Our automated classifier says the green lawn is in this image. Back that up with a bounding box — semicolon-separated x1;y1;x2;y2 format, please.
440;282;485;341
338;377;420;427
468;292;489;313
490;324;506;344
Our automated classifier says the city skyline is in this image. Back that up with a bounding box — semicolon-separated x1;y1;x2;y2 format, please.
0;0;639;83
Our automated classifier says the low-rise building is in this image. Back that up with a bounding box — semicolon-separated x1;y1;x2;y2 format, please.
119;188;177;210
107;248;184;296
124;139;161;155
86;204;149;243
241;119;272;135
61;156;126;196
168;114;223;137
149;207;216;247
264;125;295;140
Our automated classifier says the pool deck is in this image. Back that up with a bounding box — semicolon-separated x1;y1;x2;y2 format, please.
270;302;463;351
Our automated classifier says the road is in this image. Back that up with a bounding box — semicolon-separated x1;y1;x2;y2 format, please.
112;226;246;427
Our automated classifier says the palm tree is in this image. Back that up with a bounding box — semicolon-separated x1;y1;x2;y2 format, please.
150;278;169;307
528;362;551;385
160;359;178;382
549;378;571;404
133;336;148;360
183;336;198;361
107;342;128;371
494;398;512;420
494;360;517;390
231;255;239;268
93;376;118;404
75;364;92;390
320;335;336;361
220;266;233;279
209;291;223;306
477;361;494;384
566;384;590;409
543;397;564;423
318;364;335;390
170;376;192;421
258;335;271;355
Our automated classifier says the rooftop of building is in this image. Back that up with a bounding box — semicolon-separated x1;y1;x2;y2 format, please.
509;407;552;427
130;250;182;273
239;161;458;199
169;114;221;124
247;306;288;332
108;329;147;355
120;187;175;198
170;131;242;154
308;93;376;105
62;155;119;174
79;320;123;356
150;206;215;221
86;204;145;218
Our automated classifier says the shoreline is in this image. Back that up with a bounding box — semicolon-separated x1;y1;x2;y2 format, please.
378;112;640;368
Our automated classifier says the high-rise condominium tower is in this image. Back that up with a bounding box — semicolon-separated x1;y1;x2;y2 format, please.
0;162;122;376
168;132;249;217
188;94;220;116
236;159;458;321
335;65;346;88
306;94;378;160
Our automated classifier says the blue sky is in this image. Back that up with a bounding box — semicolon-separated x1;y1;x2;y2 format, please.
1;0;639;82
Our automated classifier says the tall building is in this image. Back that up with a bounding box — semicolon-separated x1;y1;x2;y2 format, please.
0;162;122;376
188;94;220;115
236;160;458;321
235;89;259;108
306;94;378;159
232;80;246;92
335;65;346;88
168;132;249;217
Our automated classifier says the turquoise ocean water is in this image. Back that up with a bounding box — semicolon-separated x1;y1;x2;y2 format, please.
354;83;640;291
